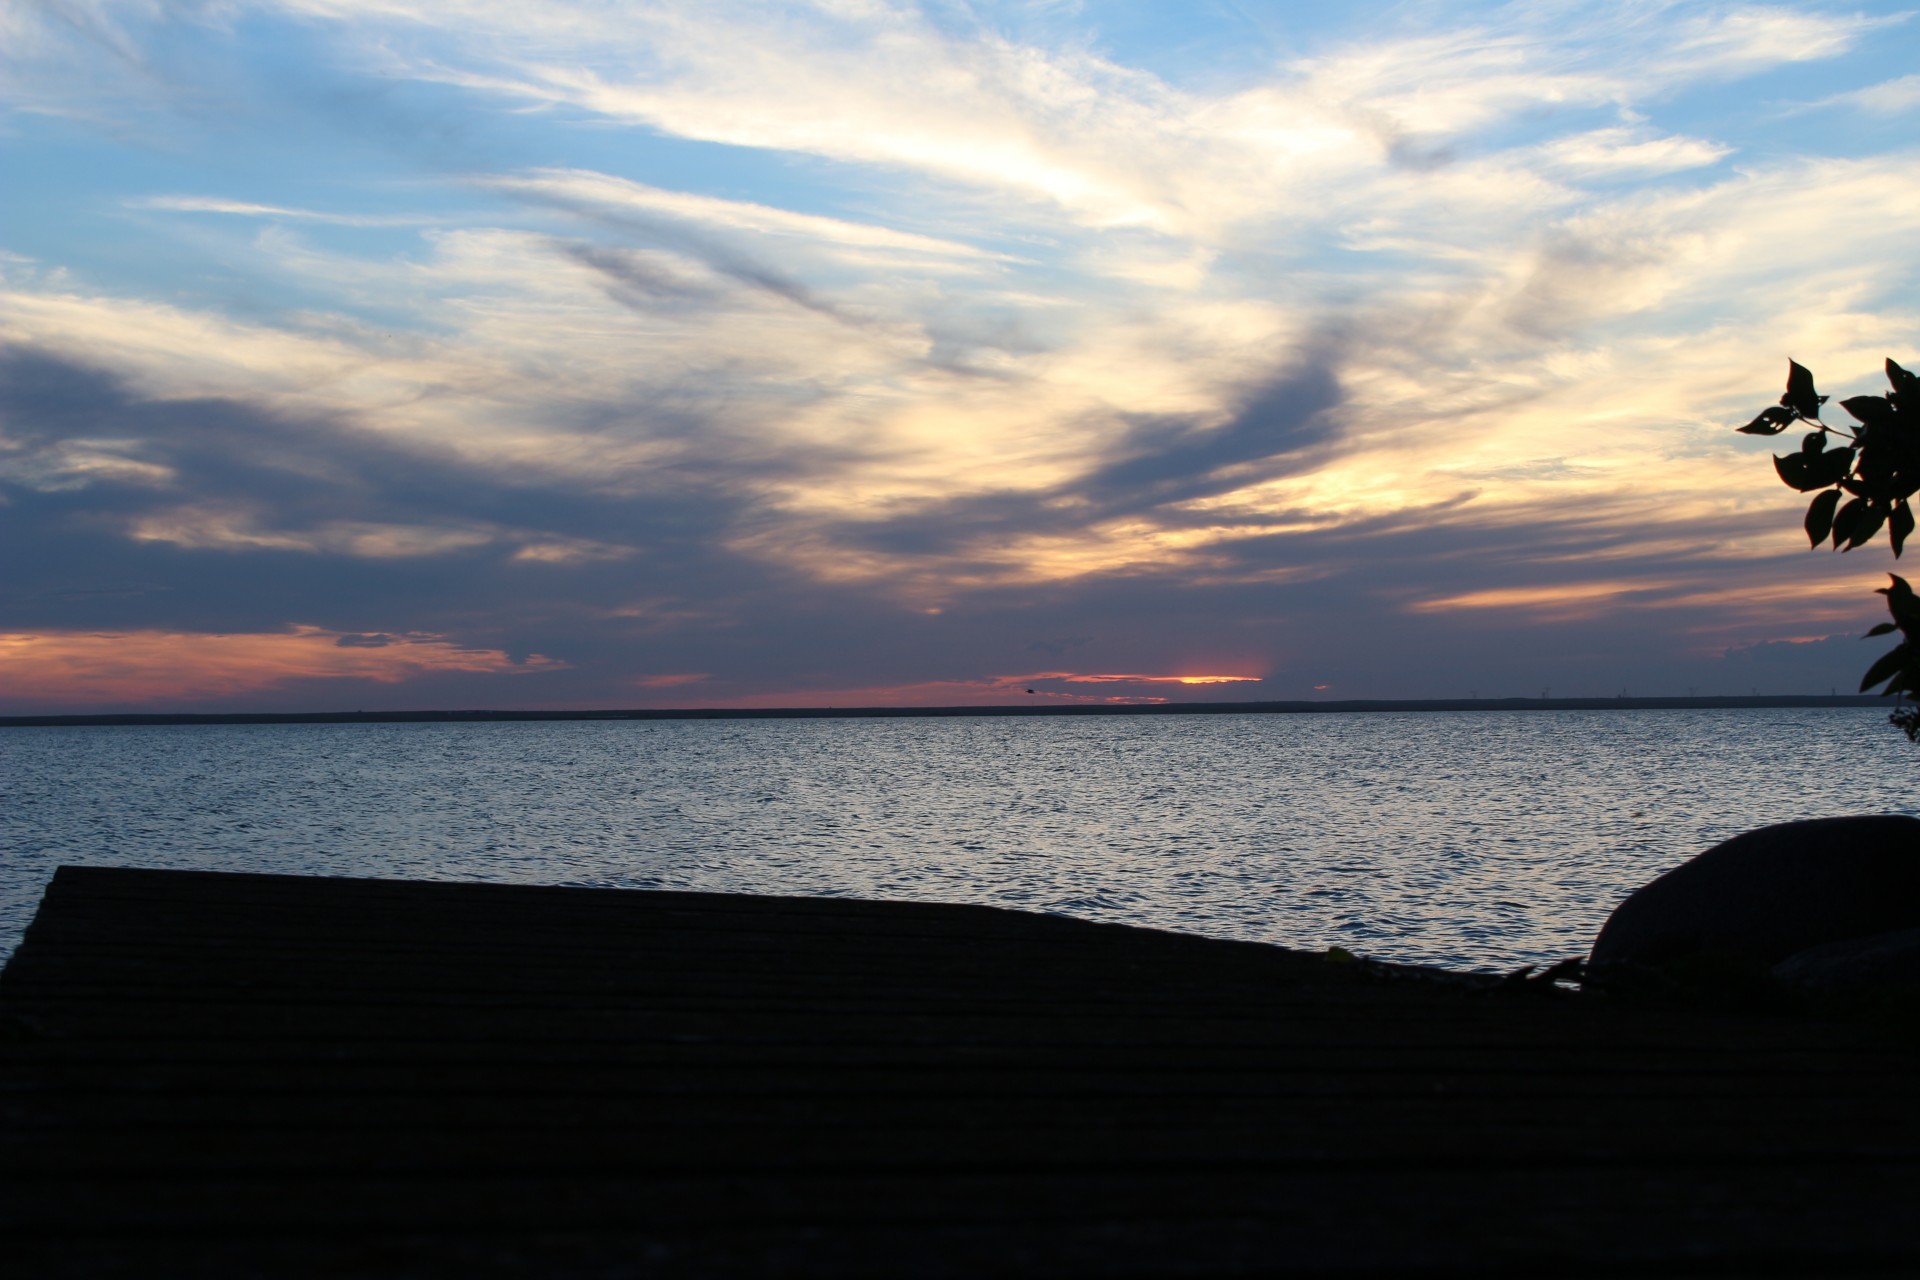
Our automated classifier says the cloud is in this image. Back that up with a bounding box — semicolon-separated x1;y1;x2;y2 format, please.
1533;127;1731;178
1031;672;1261;686
0;625;564;707
632;672;707;688
127;195;443;226
1810;73;1920;116
126;506;499;558
652;668;1260;710
0;342;773;669
3;1;1915;710
1666;3;1899;73
488;168;1006;264
0;438;175;492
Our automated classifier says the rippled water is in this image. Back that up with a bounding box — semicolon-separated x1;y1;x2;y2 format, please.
3;709;1914;971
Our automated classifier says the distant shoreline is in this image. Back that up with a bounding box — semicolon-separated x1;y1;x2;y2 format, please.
0;693;1902;728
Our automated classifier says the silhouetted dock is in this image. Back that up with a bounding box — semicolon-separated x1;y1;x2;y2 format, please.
2;867;1915;1276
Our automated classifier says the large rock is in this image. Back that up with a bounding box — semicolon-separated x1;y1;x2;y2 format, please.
1588;815;1920;985
1771;926;1920;996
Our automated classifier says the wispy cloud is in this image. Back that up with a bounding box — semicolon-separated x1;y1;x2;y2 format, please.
0;625;564;706
1532;127;1732;178
3;1;1914;708
127;506;499;558
128;195;445;226
486;169;1009;263
1808;72;1920;115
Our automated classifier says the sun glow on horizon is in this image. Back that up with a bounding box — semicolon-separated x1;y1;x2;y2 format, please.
1033;672;1263;686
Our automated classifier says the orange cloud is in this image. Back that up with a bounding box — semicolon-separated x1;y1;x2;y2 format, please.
0;626;565;706
1409;571;1877;625
1408;580;1671;616
1030;672;1262;685
646;671;1259;710
632;672;708;688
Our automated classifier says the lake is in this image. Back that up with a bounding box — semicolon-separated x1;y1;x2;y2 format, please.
3;708;1913;971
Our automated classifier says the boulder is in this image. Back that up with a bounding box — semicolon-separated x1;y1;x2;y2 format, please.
1588;815;1920;985
1772;926;1920;997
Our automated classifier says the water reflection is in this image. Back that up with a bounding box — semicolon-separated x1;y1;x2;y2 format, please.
3;710;1912;970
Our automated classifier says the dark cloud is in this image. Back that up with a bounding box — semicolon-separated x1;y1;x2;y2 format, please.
541;210;1037;381
1026;635;1092;656
1084;360;1343;508
1;339;1891;714
826;354;1345;558
1502;229;1668;339
532;201;846;321
0;344;782;644
560;242;715;306
1385;136;1458;171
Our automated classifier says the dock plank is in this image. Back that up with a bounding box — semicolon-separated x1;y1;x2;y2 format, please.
2;865;1916;1276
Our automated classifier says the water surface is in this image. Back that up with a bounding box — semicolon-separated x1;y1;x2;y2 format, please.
4;709;1912;970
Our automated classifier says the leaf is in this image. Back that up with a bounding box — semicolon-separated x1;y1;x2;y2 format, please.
1804;488;1841;546
1856;444;1898;494
1882;574;1920;627
1774;449;1849;492
1800;430;1827;455
1847;501;1887;550
1866;622;1898;636
1890;358;1918;396
1782;360;1826;419
1809;446;1856;488
1832;496;1867;547
1737;405;1796;435
1893;500;1914;558
1841;395;1892;428
1859;643;1908;694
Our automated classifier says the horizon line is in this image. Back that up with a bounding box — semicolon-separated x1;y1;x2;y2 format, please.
1;693;1903;728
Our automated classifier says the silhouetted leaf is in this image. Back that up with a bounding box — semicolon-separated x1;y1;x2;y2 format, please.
1841;395;1892;428
1804;488;1841;546
1750;362;1920;740
1738;406;1796;435
1859;643;1908;693
1774;449;1851;492
1866;622;1898;636
1832;496;1867;547
1882;574;1920;626
1856;443;1898;494
1807;446;1855;489
1782;360;1826;419
1847;501;1887;549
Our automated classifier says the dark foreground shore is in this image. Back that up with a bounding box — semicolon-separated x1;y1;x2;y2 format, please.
0;692;1900;728
2;867;1914;1276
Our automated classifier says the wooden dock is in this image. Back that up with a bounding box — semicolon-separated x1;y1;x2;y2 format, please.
2;865;1915;1277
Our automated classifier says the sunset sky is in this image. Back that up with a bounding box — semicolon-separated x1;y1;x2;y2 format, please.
4;0;1916;712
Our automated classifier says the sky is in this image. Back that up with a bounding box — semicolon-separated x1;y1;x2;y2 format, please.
2;0;1917;713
